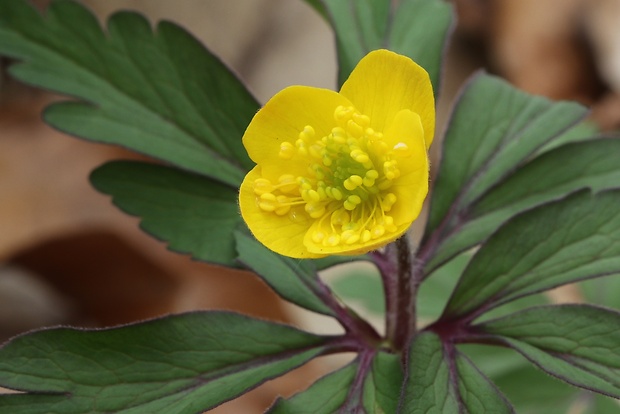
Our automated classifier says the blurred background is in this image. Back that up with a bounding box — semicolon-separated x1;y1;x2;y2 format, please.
1;0;620;412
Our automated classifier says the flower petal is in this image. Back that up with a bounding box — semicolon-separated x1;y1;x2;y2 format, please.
242;85;354;181
383;109;429;228
339;49;435;148
239;166;325;259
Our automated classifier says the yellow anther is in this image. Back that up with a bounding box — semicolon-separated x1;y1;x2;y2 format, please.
331;209;350;226
382;215;397;232
365;128;375;137
343;195;362;211
331;187;343;200
325;234;341;247
350;149;370;164
253;178;274;195
258;193;278;212
366;170;379;179
384;160;400;180
353;113;370;128
312;231;325;243
305;202;326;218
393;142;412;157
297;177;312;190
382;193;397;211
275;196;291;216
277;174;298;193
331;127;347;143
299;125;315;140
344;175;363;191
371;225;385;239
322;155;333;167
279;142;295;159
363;170;379;188
341;230;360;245
334;106;354;122
347;119;364;137
361;229;372;243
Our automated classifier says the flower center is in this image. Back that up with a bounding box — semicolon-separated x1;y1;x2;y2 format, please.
253;105;412;247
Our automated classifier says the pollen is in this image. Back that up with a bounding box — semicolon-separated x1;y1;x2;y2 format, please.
254;105;406;249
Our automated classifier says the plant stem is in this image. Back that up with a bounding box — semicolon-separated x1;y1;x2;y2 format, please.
316;277;382;347
378;236;415;352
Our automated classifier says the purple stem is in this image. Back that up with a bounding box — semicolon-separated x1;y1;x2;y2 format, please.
315;276;382;348
338;350;376;414
375;236;415;352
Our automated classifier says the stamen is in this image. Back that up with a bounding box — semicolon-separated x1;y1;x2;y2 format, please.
255;104;406;248
279;142;295;159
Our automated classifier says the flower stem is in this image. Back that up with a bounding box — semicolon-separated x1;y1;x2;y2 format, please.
316;277;382;347
377;236;415;352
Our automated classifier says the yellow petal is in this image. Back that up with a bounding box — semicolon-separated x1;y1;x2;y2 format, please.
242;85;353;181
339;49;435;148
239;166;325;259
383;109;429;228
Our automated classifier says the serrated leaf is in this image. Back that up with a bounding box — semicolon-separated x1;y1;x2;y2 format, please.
444;190;620;318
461;344;619;414
234;230;335;316
90;160;242;267
0;312;329;414
267;362;358;414
399;332;513;413
423;74;587;273
0;0;257;187
428;139;620;275
455;353;515;413
479;305;620;399
317;0;452;92
362;352;403;414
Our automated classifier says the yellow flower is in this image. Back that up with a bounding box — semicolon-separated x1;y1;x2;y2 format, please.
239;49;433;258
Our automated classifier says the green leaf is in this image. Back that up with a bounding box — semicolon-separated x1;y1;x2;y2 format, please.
432;139;620;275
399;332;512;413
480;356;577;414
461;344;618;414
234;230;335;316
444;190;620;318
270;351;402;414
536;120;598;154
321;0;390;87
300;0;328;20
363;352;403;414
479;305;620;399
0;0;258;187
267;362;358;414
387;0;454;93
90;160;242;267
400;332;458;413
0;312;329;413
581;274;620;308
319;0;453;92
423;74;587;273
455;354;515;413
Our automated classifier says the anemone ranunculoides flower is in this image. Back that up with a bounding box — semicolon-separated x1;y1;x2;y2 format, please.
239;49;434;258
